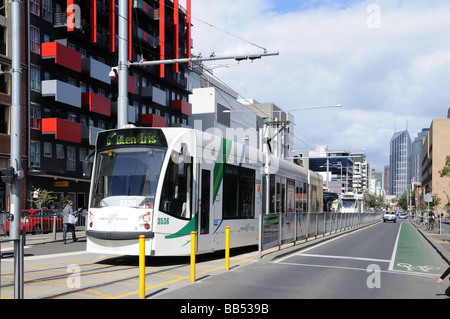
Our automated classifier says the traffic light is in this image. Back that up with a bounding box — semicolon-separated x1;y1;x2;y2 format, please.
1;167;15;184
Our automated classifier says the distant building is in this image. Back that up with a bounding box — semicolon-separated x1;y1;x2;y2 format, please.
412;129;429;183
389;130;412;197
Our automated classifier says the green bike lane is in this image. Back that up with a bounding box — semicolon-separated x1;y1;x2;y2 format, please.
389;221;447;276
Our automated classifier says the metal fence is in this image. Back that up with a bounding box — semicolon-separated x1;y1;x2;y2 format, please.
258;212;383;258
0;211;86;238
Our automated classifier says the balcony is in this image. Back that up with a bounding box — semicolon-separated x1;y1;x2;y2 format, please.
81;57;111;84
82;92;111;116
41;79;81;108
41;42;81;73
41;118;81;144
140;114;166;127
170;99;192;116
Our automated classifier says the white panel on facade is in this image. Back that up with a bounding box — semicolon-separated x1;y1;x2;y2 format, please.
42;80;81;108
81;57;111;84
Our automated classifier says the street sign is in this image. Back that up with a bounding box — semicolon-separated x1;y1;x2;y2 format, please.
425;193;432;203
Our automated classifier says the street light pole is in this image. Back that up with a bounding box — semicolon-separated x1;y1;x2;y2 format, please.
117;0;129;129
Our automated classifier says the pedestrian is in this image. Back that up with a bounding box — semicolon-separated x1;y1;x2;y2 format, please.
437;266;450;297
62;199;80;244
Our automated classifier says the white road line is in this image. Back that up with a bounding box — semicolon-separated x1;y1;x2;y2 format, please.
294;253;390;263
388;222;402;271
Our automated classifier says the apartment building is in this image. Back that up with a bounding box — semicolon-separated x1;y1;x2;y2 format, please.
26;0;192;209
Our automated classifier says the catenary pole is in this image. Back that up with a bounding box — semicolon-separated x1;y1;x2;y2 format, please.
117;0;129;129
10;0;24;299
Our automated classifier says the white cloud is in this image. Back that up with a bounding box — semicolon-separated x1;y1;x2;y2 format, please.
191;0;450;171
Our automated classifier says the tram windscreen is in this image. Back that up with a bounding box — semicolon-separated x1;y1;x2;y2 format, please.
341;199;356;208
90;147;166;208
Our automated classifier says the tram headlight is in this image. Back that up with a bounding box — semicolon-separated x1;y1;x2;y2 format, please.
144;223;150;230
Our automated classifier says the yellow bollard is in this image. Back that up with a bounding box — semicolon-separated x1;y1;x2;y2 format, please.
225;226;230;270
139;235;145;299
190;231;196;282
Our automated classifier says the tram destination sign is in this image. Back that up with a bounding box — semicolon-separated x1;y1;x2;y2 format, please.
97;128;168;150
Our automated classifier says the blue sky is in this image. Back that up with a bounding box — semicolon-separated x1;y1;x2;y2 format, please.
192;0;450;172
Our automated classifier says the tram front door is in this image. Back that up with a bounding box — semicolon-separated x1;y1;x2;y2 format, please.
198;169;212;252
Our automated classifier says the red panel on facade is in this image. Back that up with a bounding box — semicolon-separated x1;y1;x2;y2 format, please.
91;0;97;43
82;92;111;116
128;75;136;94
109;0;116;52
174;0;179;73
42;118;81;144
170;100;192;117
42;42;81;72
128;0;132;60
140;114;166;127
67;0;75;32
159;0;165;78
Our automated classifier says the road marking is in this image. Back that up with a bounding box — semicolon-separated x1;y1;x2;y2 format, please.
294;253;390;263
275;261;438;278
388;222;402;271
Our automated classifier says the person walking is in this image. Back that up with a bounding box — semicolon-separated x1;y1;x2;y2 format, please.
62;199;80;244
437;266;450;297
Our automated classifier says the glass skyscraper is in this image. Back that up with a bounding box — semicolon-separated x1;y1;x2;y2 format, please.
389;130;412;197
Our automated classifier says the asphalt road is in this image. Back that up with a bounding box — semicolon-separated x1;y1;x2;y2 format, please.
155;219;449;299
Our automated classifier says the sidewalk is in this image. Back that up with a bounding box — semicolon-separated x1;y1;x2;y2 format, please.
410;219;450;265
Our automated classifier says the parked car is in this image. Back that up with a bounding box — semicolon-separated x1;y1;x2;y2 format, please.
383;211;397;223
3;209;63;234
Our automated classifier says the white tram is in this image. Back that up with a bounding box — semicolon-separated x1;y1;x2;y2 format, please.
86;127;323;256
338;192;369;214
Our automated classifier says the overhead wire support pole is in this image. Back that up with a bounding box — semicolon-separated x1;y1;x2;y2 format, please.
10;0;24;299
128;51;280;67
117;0;129;129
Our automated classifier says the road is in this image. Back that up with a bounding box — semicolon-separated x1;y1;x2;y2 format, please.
156;220;449;299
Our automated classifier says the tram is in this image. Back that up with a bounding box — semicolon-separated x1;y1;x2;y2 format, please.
85;127;323;256
337;192;369;213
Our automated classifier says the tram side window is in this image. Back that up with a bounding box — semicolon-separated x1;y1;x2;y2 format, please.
159;155;192;219
222;164;255;219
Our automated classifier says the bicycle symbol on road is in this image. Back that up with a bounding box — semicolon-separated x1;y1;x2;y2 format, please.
397;263;440;273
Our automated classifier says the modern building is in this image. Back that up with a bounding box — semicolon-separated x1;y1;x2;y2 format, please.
389;130;412;197
383;164;389;195
296;146;355;194
421;116;450;211
25;0;192;209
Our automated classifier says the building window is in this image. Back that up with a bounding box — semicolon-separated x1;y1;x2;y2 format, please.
79;148;86;161
30;26;41;54
42;0;53;22
67;147;76;171
44;142;52;157
30;65;41;92
30;0;40;16
56;144;64;159
30;104;41;129
30;141;41;167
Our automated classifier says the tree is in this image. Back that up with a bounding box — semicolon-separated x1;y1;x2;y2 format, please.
28;187;56;210
438;155;450;216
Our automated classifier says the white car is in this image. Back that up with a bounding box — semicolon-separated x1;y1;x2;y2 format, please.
383;211;397;223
